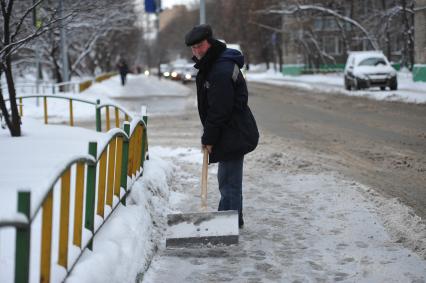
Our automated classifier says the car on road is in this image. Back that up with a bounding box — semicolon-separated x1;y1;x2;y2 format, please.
181;65;197;84
344;51;397;91
170;69;182;81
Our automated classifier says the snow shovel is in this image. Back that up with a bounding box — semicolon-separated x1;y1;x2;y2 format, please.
166;148;239;248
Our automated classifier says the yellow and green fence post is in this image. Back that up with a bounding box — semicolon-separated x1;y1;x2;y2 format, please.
141;114;148;164
43;96;48;124
96;99;101;132
115;107;120;128
15;191;31;283
85;142;97;250
106;106;111;131
19;97;23;116
73;162;85;248
58;168;71;268
40;190;53;283
69;99;74;126
114;137;123;199
97;150;107;218
121;122;130;205
106;138;116;207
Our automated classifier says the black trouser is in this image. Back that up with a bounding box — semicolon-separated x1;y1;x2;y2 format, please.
217;156;244;226
120;73;127;85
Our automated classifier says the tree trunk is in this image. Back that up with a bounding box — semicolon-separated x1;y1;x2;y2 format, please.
400;0;414;69
407;1;415;69
381;0;392;59
336;18;350;56
53;58;63;84
0;70;14;132
4;60;21;136
262;46;270;69
1;0;21;136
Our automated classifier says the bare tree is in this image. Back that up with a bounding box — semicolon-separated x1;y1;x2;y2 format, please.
399;0;415;68
0;0;140;136
0;0;63;136
253;0;415;70
256;3;379;50
33;0;139;82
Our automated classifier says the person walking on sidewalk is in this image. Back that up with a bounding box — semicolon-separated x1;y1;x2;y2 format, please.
117;58;129;86
185;24;259;228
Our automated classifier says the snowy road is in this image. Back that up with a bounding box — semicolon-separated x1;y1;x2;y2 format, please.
248;82;426;221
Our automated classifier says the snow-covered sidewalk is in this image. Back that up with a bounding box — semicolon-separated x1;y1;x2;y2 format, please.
247;69;426;104
141;111;426;282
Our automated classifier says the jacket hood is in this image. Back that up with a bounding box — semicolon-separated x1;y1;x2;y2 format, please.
217;48;245;69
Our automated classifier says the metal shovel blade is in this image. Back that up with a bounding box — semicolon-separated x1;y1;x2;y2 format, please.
166;210;239;248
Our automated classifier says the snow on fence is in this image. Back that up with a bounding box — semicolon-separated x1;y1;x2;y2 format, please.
0;104;148;283
97;102;131;132
5;95;132;133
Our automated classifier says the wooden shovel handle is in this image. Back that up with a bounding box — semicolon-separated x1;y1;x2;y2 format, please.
201;148;208;211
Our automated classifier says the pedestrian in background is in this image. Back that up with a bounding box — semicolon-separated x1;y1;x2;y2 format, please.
185;24;259;228
117;58;129;86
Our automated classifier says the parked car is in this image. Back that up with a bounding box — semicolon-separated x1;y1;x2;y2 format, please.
344;51;397;91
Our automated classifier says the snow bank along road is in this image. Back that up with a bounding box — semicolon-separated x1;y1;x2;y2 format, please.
139;92;426;282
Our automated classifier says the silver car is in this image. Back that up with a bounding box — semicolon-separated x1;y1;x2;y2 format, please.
344;51;398;91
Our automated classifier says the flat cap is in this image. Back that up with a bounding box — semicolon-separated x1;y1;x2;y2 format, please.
185;24;213;46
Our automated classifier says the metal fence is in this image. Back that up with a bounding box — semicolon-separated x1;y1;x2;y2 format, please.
0;92;148;283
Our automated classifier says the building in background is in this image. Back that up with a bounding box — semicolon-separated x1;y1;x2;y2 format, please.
280;0;414;75
159;5;187;31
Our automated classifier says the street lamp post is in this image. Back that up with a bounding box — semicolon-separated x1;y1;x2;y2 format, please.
155;0;162;80
200;0;206;24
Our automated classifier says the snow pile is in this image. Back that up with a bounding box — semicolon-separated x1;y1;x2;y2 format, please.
150;146;204;165
0;118;104;221
67;156;174;283
247;68;426;104
359;185;426;259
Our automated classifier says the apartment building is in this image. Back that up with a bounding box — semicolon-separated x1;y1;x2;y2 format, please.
281;0;410;74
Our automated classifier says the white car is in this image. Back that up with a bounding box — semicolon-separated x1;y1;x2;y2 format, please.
344;51;397;91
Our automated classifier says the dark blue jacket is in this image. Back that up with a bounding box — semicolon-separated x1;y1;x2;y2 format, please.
193;40;259;163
